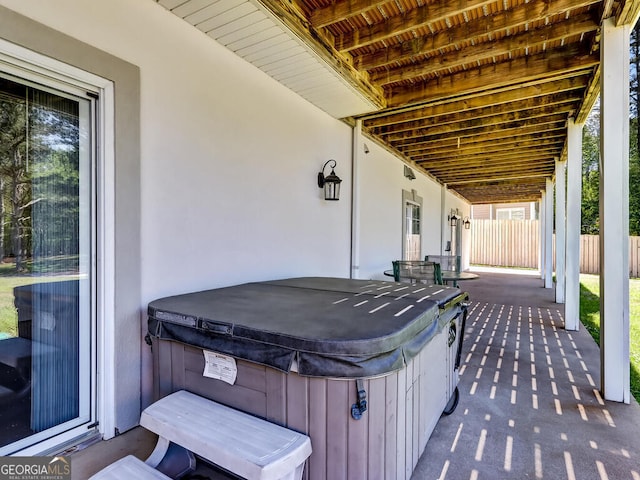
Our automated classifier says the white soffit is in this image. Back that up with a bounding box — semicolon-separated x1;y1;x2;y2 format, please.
157;0;379;118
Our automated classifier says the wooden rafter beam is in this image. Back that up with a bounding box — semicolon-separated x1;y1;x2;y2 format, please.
382;109;570;142
355;6;596;71
369;15;598;86
400;131;566;153
455;177;549;188
446;171;552;185
432;169;558;182
440;172;555;187
390;120;567;148
385;46;598;107
436;174;554;189
362;76;589;127
422;163;559;180
451;186;548;200
309;0;389;28
460;186;545;194
420;150;560;169
414;139;565;162
325;0;496;46
457;189;545;202
456;182;547;193
335;0;599;52
617;0;640;26
464;196;539;203
432;171;556;186
370;94;581;136
455;185;547;196
436;154;559;167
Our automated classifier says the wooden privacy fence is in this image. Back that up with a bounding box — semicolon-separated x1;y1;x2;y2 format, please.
579;234;640;277
469;219;640;277
470;219;539;269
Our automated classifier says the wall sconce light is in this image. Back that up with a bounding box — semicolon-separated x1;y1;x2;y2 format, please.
448;214;459;227
463;217;471;229
404;165;416;180
318;160;342;201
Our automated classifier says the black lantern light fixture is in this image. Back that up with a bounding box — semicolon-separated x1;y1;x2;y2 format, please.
463;216;471;229
318;160;342;201
449;213;459;227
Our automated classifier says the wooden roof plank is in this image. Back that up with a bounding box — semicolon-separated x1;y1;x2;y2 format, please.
335;0;599;52
355;6;595;71
310;0;389;28
370;94;581;136
385;46;598;108
361;76;589;127
383;110;571;142
369;15;598;86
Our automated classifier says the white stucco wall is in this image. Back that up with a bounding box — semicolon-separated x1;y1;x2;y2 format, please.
0;0;470;439
0;0;353;296
357;140;444;280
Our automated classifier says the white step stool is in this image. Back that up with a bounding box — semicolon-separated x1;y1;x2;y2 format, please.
90;390;312;480
89;455;171;480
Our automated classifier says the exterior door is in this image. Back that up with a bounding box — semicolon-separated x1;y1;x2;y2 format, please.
0;72;95;454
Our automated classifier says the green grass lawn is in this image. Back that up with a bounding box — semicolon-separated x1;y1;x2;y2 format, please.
580;274;640;403
0;262;78;337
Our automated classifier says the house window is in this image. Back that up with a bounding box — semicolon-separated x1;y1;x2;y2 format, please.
496;207;525;220
402;190;422;260
0;65;97;454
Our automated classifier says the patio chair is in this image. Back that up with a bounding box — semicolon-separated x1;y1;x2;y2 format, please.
425;255;461;273
392;260;443;285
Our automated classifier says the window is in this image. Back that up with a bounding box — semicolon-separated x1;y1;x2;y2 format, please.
496;207;525;220
0;62;97;454
402;190;422;260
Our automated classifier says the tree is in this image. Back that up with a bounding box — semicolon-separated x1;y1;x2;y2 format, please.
631;23;640;237
581;104;600;234
0;88;28;269
581;22;640;237
631;22;640;154
0;78;81;272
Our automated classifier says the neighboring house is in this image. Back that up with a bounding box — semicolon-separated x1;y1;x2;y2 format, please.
0;1;469;456
471;202;539;220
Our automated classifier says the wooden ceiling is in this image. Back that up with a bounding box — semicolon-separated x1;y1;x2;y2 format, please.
255;0;640;204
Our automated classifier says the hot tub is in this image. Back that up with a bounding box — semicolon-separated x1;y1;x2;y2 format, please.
147;277;468;480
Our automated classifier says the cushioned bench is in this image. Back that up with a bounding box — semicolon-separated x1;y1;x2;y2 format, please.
90;390;312;480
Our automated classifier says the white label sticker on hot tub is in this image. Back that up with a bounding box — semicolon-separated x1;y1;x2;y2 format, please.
202;350;237;385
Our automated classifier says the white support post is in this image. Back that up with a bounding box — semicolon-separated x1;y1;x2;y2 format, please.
555;158;566;303
566;119;583;330
441;184;447;255
540;193;545;279
544;179;554;288
600;18;630;403
351;120;362;279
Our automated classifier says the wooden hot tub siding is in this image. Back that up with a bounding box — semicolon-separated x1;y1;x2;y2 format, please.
151;310;458;480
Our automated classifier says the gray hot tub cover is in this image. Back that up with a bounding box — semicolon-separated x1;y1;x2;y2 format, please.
148;277;467;377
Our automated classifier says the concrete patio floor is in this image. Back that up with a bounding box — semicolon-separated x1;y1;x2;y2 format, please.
69;268;640;479
412;268;640;480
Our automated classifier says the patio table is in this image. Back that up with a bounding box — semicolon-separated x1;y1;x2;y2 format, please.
384;269;479;287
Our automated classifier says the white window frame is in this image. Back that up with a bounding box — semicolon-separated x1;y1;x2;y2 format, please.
496;207;525;220
0;38;116;454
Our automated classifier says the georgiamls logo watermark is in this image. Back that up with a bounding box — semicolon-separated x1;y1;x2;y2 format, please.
0;456;71;480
